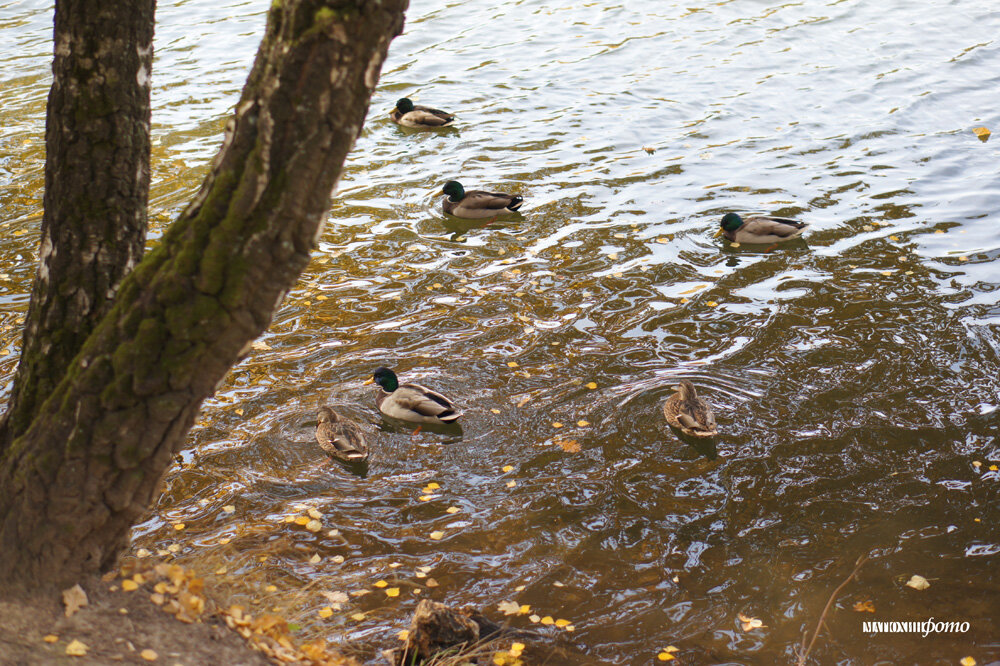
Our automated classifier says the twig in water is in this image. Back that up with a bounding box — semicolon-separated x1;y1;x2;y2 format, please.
796;553;870;666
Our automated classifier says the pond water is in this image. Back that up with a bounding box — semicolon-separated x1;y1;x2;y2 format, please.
2;0;999;663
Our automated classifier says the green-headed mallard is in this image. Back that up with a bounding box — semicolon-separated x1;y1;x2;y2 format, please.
662;380;718;438
438;180;524;219
315;407;369;462
366;367;461;424
390;98;455;128
717;212;807;244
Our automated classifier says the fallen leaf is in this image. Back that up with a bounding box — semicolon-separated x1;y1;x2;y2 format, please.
446;506;460;514
552;422;564;428
332;555;345;564
972;127;991;142
43;635;58;643
529;614;540;623
385;587;401;597
223;505;235;513
906;574;930;590
853;600;876;613
309;554;321;564
577;420;590;427
507;361;519;368
541;616;554;625
738;613;765;631
305;520;322;532
555;619;570;627
557;439;581;453
498;600;521;615
519;604;530;614
424;482;441;491
140;649;158;661
657;652;675;662
136;548;151;558
425;578;439;588
502;465;514;473
65;639;88;656
491;409;501;414
961;657;977;666
351;613;365;621
121;580;139;592
62;584;88;618
506;481;517;488
430;531;444;540
398;629;410;641
374;581;388;588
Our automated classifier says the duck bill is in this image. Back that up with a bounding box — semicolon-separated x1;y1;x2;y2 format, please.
714;229;724;237
363;377;374;385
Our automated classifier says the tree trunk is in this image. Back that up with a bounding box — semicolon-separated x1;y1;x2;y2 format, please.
0;0;407;588
0;0;155;452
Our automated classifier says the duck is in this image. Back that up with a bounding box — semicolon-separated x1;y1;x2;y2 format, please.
662;380;718;438
389;98;455;128
315;407;369;462
438;180;524;219
717;212;807;244
366;367;461;424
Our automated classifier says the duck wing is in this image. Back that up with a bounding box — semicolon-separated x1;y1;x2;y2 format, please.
462;190;524;212
743;216;807;239
394;383;461;422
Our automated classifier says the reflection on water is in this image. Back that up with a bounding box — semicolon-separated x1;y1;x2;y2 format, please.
2;0;1000;663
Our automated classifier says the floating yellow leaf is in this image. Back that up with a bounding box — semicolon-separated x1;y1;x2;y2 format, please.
906;574;930;590
959;256;969;262
680;297;689;304
446;506;460;514
585;382;598;389
972;461;982;468
430;531;444;540
398;629;410;641
265;585;277;593
557;439;581;453
738;613;764;631
498;600;521;615
222;505;235;513
351;613;365;621
519;604;530;614
173;523;185;531
961;657;977;666
374;581;388;588
577;420;590;427
424;482;441;491
425;578;439;588
853;600;876;613
294;515;310;526
552;422;564;428
309;554;321;564
43;635;58;643
385;587;401;597
541;616;554;625
308;508;323;519
318;606;334;618
136;548;151;558
730;242;741;248
529;614;541;623
306;519;322;532
419;495;436;501
657;652;675;662
491;409;501;414
972;127;990;141
555;619;570;627
65;640;88;656
706;301;718;307
507;361;519;368
506;481;517;488
991;464;999;472
502;465;514;473
332;555;345;563
121;580;139;592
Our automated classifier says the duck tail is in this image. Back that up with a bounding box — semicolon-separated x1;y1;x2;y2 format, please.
507;196;524;212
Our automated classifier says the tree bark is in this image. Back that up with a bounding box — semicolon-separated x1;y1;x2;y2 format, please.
0;0;406;587
0;0;155;453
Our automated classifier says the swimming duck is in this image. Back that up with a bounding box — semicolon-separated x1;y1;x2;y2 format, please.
315;407;369;462
717;213;807;244
390;98;455;128
366;367;461;424
662;380;718;438
438;180;524;219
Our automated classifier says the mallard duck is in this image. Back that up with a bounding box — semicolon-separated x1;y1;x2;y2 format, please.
366;367;461;424
662;380;718;438
390;98;455;128
437;181;524;219
315;407;369;462
717;212;807;244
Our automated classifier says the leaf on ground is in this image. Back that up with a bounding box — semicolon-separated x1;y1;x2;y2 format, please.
853;600;876;613
738;613;765;631
121;580;139;592
43;635;59;643
906;574;930;590
498;600;521;615
65;639;88;656
557;439;581;453
62;584;88;618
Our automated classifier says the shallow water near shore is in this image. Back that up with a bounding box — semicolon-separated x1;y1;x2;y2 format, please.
1;0;999;663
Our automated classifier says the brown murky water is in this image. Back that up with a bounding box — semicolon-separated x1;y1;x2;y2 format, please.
2;0;999;663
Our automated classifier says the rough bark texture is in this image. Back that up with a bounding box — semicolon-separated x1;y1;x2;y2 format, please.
0;0;407;587
0;0;154;452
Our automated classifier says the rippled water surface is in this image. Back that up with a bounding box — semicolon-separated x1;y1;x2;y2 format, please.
2;0;1000;663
